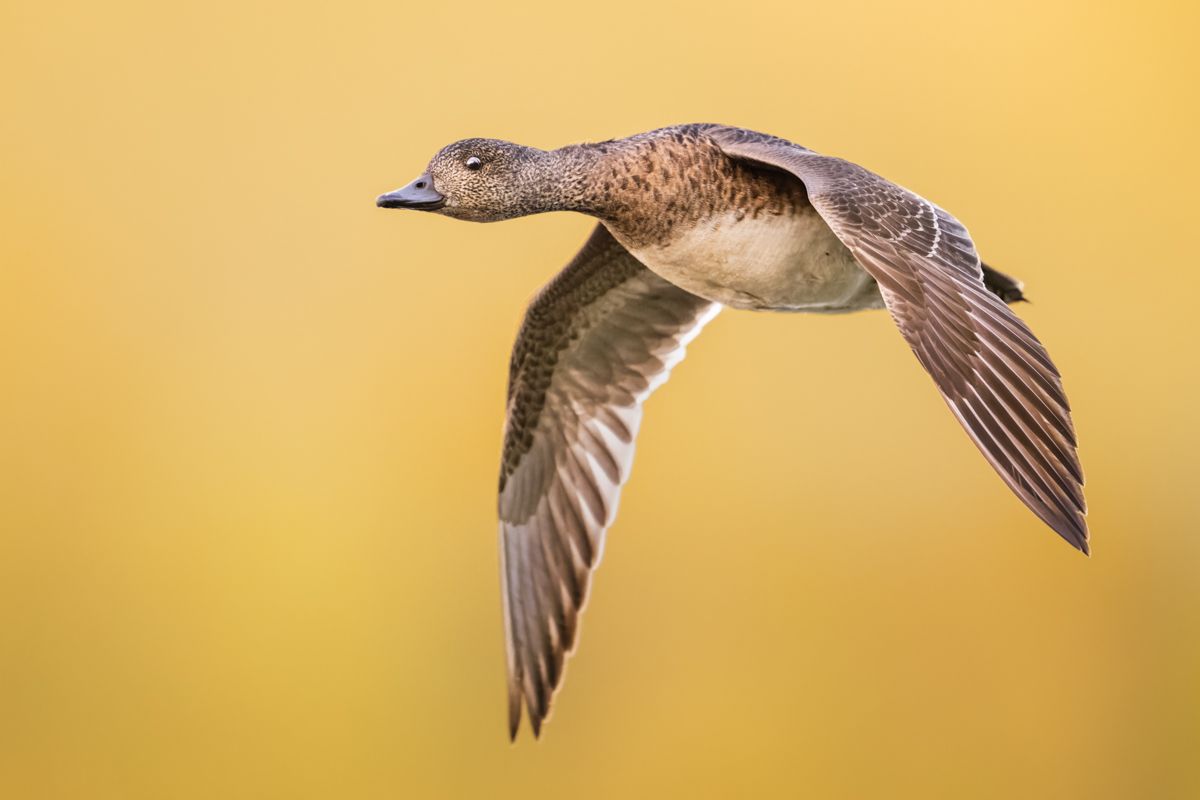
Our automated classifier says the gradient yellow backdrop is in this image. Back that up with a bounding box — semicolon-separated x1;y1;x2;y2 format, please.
2;1;1197;797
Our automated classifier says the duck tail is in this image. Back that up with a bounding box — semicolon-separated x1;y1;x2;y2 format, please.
981;262;1027;304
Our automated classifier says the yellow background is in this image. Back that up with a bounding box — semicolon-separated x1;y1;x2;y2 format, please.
2;1;1197;797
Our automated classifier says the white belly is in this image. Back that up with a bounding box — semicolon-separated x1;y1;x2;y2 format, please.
621;208;882;312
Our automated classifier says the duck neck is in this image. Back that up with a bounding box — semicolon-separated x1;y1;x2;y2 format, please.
534;142;626;219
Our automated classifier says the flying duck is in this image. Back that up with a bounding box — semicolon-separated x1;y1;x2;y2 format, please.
376;124;1087;739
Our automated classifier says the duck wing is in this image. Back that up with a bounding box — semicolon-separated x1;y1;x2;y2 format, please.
499;223;719;738
707;125;1087;553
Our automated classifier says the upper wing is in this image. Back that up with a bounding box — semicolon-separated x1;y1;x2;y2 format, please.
499;223;719;738
707;126;1088;553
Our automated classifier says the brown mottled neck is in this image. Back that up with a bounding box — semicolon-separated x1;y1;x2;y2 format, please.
534;141;634;217
536;128;720;222
535;126;807;248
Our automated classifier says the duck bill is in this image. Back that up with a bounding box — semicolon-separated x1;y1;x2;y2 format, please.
376;173;446;210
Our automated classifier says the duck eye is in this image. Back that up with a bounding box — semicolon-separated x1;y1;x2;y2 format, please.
465;156;483;171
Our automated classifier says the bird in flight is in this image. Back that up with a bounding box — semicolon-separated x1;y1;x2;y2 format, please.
376;124;1087;739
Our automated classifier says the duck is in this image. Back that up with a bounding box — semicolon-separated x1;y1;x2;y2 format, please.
376;123;1087;739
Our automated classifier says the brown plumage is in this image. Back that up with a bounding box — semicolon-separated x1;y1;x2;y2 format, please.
376;123;1087;740
497;224;716;737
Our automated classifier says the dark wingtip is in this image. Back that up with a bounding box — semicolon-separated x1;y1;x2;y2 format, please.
530;702;545;739
507;684;522;742
1057;517;1090;556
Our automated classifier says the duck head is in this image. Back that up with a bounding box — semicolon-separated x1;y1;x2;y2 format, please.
377;138;554;222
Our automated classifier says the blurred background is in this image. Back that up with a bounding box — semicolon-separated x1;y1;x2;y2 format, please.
2;1;1197;797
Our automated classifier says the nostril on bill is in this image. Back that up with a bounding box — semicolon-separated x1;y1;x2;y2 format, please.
415;180;426;189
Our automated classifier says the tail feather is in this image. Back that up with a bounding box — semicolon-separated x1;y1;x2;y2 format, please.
981;262;1026;304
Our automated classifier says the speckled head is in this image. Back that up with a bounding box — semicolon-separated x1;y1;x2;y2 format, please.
377;138;553;222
